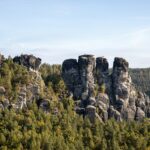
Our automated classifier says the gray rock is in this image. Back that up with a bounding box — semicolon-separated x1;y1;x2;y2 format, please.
3;99;10;108
62;55;150;122
86;105;96;122
112;57;133;116
13;54;41;70
0;86;6;95
39;99;50;112
96;93;109;105
62;59;81;99
125;107;136;121
75;107;85;115
0;103;4;110
62;54;96;111
135;107;145;121
109;106;122;121
78;55;95;99
96;57;111;94
88;97;96;105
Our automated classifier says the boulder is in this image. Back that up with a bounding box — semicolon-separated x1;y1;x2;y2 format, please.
13;54;41;70
135;107;145;121
0;86;6;95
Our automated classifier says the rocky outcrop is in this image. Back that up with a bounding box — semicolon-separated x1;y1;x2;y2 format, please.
112;57;135;120
0;86;6;95
0;70;45;111
96;57;110;90
62;55;150;122
62;55;97;120
16;87;27;109
13;54;41;70
62;59;80;99
78;55;95;100
0;87;11;110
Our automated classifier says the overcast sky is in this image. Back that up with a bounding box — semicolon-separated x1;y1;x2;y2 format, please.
0;0;150;67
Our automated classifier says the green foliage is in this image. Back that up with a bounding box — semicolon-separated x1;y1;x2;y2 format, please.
39;63;69;98
0;59;150;149
39;64;61;91
0;58;31;102
130;68;150;96
0;104;150;150
99;83;106;93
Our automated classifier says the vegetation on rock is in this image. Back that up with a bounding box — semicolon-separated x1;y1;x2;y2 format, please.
0;54;150;149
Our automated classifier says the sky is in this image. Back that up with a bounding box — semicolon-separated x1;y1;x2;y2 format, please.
0;0;150;67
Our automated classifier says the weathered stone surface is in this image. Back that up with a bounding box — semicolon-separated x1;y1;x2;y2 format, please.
78;55;95;103
0;58;47;110
62;55;150;122
112;58;131;100
39;99;50;112
2;99;10;108
13;54;41;70
8;71;45;110
109;106;122;121
112;57;135;121
62;55;97;121
15;88;27;109
135;107;145;121
96;93;109;121
0;86;6;94
62;59;80;99
96;57;109;89
0;103;4;110
86;105;96;122
75;107;85;115
88;97;96;105
113;57;129;72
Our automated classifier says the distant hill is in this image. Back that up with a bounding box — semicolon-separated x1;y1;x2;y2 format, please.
130;68;150;96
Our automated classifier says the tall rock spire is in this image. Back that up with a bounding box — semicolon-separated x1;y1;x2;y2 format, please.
62;55;150;122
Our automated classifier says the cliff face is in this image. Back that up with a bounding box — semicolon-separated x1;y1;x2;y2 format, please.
0;54;51;112
62;55;150;121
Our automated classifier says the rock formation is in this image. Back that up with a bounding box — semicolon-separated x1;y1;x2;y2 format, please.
0;54;46;110
13;54;41;70
62;55;97;120
0;70;46;110
62;55;150;122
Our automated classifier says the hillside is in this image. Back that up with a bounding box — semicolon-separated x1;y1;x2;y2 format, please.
0;54;150;149
130;68;150;96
